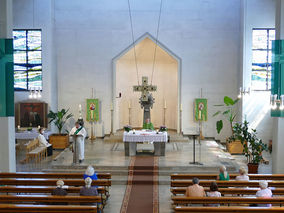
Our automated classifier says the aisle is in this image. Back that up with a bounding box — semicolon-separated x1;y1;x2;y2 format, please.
120;156;159;213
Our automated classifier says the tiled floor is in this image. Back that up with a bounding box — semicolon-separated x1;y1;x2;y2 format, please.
16;138;272;213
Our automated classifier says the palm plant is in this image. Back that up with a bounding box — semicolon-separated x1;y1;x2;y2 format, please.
47;109;73;134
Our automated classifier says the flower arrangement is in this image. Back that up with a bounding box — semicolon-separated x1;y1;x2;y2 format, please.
124;125;132;132
159;126;167;132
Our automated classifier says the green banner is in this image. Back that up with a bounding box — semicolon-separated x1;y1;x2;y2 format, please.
194;98;207;121
86;99;99;122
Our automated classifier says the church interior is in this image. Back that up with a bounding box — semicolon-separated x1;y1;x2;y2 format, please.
1;0;284;212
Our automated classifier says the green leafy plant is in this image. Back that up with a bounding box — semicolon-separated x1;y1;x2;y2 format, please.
229;120;268;164
213;96;239;136
47;109;73;134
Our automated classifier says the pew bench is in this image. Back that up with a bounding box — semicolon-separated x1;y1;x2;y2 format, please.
171;187;284;196
0;204;98;213
171;180;284;188
172;196;284;206
174;206;284;213
171;173;284;181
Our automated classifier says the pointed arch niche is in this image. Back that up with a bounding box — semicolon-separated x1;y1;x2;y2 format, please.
112;33;181;132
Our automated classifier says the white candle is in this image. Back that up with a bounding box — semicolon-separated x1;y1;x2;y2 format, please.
164;100;167;108
79;104;82;111
180;104;183;111
38;125;41;129
17;125;20;129
198;110;202;120
128;101;131;109
110;103;113;110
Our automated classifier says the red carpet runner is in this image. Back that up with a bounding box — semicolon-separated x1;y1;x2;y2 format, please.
120;156;159;213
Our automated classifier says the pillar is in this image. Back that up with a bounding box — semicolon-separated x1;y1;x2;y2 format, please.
0;0;15;172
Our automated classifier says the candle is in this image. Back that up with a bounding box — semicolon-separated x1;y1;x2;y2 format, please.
79;104;82;111
180;104;183;111
198;110;202;120
164;100;167;108
128;101;131;109
38;125;41;129
110;103;113;110
17;125;20;129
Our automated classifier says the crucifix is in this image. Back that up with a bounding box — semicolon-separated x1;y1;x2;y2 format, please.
133;76;157;124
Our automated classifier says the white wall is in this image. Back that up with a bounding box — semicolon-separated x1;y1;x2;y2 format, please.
13;0;242;139
242;0;276;144
13;0;58;131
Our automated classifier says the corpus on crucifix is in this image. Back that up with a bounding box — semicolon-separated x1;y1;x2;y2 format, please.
133;76;157;129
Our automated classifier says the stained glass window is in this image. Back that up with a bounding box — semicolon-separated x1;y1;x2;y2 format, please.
251;29;275;91
13;30;42;91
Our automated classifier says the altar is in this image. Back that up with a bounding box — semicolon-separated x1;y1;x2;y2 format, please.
123;130;168;156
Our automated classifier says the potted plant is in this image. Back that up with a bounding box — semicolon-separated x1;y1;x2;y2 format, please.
230;120;268;173
124;125;132;132
159;126;167;132
213;96;242;154
48;109;73;149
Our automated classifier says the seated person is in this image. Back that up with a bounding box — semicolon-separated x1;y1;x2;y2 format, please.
51;179;68;196
206;182;221;207
256;180;272;207
236;167;249;181
84;165;98;187
38;128;53;156
185;177;205;197
142;118;154;130
217;165;230;181
80;177;99;206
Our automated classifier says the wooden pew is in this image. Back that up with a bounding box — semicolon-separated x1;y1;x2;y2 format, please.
0;186;105;195
0;204;98;213
171;173;284;181
171;187;284;196
172;196;284;206
0;178;111;187
0;186;108;205
171;180;284;188
0;172;111;180
174;206;284;213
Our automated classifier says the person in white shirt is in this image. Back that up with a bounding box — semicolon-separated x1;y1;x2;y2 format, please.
38;128;53;156
69;122;87;163
207;181;221;207
236;167;249;181
256;180;273;207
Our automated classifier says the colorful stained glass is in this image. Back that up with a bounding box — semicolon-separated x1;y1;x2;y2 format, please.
13;30;42;90
252;29;275;90
14;71;27;90
13;31;26;50
27;31;41;50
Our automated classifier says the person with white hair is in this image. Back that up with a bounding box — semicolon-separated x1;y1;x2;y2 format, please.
236;167;249;181
256;180;272;207
83;165;98;181
51;179;68;196
217;165;230;181
80;177;98;196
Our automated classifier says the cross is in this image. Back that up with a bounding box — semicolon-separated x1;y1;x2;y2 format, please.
133;76;157;101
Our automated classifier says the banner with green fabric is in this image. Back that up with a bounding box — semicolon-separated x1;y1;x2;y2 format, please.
86;99;99;122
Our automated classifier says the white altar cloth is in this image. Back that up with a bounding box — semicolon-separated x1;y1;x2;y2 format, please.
123;130;168;143
15;130;52;140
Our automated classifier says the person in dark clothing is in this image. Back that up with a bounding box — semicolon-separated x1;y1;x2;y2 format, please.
51;179;68;205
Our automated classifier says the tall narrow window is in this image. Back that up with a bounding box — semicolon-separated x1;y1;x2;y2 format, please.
251;28;275;91
13;30;42;91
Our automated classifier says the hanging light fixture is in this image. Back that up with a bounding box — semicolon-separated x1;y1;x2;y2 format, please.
238;87;250;99
270;94;284;110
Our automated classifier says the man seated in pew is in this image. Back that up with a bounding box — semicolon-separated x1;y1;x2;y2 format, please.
256;180;273;207
236;167;249;181
185;177;205;197
217;165;230;181
51;179;68;196
206;182;221;207
38;128;53;156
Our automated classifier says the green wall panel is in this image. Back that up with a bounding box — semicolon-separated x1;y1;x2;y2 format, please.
0;39;14;117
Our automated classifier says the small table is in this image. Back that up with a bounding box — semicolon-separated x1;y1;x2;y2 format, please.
123;130;168;156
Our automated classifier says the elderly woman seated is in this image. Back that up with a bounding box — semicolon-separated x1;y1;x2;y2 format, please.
236;167;249;181
256;180;273;207
51;179;68;196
